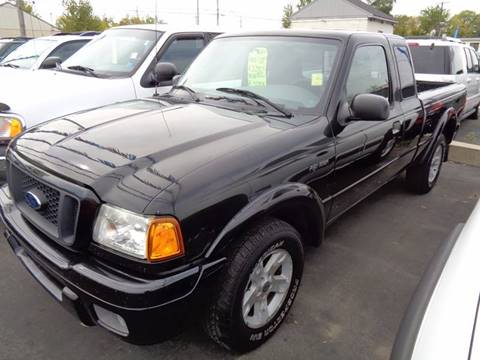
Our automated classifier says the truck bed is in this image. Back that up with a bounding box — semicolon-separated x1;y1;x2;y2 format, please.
417;80;466;109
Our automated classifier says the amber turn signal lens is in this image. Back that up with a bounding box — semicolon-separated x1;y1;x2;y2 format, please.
9;118;23;138
147;218;184;261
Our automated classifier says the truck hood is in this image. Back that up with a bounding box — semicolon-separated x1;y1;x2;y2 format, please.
0;69;135;126
11;99;283;212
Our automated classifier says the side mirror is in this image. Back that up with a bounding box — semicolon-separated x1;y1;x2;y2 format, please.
40;56;62;69
474;64;480;73
350;94;390;121
152;62;178;86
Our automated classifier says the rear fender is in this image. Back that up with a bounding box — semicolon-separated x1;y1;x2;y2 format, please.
418;107;456;164
204;183;325;258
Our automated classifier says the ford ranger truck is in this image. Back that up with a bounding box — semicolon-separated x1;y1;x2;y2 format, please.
0;31;467;353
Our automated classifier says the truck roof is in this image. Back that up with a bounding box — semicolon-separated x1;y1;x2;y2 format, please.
113;24;227;34
216;29;405;41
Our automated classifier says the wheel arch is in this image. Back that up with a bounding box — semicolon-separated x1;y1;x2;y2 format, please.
204;183;326;259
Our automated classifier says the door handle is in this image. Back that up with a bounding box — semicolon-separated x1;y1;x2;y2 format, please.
392;121;402;136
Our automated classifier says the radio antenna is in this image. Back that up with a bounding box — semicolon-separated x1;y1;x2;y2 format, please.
153;0;159;97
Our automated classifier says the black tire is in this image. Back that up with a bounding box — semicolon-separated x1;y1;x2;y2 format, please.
469;105;479;120
204;218;304;353
406;134;446;194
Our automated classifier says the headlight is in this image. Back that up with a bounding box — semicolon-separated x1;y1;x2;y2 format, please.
0;115;23;140
92;204;184;261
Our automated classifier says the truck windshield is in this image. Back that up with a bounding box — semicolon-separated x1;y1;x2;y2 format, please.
409;45;451;75
180;36;340;118
62;29;162;77
1;38;55;68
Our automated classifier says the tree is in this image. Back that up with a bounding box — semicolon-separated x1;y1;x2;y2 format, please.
116;15;156;26
56;0;110;32
282;4;293;29
446;10;480;37
366;0;396;15
394;15;423;36
419;5;450;36
296;0;313;11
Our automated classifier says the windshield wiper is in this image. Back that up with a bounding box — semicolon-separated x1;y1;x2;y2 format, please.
216;87;293;118
171;85;200;102
0;63;19;68
1;55;38;65
67;65;98;77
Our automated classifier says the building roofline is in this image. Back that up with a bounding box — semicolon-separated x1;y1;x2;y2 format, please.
0;1;59;30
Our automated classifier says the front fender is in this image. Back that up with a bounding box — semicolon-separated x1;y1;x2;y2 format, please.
205;182;325;258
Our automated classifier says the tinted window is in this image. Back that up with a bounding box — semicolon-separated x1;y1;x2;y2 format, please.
159;37;205;74
346;46;390;101
409;45;450;75
394;46;416;98
47;40;89;62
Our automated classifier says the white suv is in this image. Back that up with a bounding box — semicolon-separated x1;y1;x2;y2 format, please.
408;38;480;120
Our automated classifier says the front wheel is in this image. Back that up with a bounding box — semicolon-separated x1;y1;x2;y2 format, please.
406;134;446;194
204;218;304;353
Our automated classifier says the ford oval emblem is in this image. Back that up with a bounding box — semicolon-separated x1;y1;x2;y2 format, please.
24;191;45;210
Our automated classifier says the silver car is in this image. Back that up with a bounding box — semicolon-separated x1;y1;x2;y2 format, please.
408;39;480;120
391;200;480;359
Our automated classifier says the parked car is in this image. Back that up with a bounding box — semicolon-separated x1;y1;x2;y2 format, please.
0;37;31;62
0;30;467;352
0;33;94;70
0;25;220;175
391;200;480;360
408;38;480;120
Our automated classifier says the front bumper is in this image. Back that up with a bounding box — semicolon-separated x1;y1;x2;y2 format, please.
0;185;224;344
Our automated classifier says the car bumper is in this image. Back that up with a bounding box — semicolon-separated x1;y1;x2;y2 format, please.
0;185;224;344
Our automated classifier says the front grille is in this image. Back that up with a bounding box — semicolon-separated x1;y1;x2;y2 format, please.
19;171;61;225
8;164;81;246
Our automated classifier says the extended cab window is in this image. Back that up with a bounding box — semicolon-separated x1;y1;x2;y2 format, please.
158;37;205;74
346;45;390;101
394;46;416;98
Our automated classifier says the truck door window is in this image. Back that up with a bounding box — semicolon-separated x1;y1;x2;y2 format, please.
346;45;391;102
158;37;205;74
394;46;416;98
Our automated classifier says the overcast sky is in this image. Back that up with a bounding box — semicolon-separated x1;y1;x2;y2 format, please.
31;0;480;29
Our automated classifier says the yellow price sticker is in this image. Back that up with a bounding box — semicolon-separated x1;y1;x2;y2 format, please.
311;73;324;86
248;48;268;87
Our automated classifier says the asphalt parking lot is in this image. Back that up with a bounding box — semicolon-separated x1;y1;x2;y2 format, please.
0;162;479;360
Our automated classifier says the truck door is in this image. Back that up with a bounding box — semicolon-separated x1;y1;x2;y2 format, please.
135;33;207;98
329;37;419;220
466;48;480;112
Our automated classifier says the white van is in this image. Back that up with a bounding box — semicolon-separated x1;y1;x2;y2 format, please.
408;38;480;120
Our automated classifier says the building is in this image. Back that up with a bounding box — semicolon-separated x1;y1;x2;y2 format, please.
290;0;395;34
462;38;480;51
0;2;58;37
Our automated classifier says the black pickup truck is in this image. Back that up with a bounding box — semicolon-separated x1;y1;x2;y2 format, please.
0;31;467;352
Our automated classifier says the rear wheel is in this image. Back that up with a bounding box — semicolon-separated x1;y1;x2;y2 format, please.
204;218;304;353
406;134;446;194
469;105;479;120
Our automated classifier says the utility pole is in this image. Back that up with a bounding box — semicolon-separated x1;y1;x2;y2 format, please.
436;1;448;36
196;0;200;25
15;0;26;36
216;0;219;26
